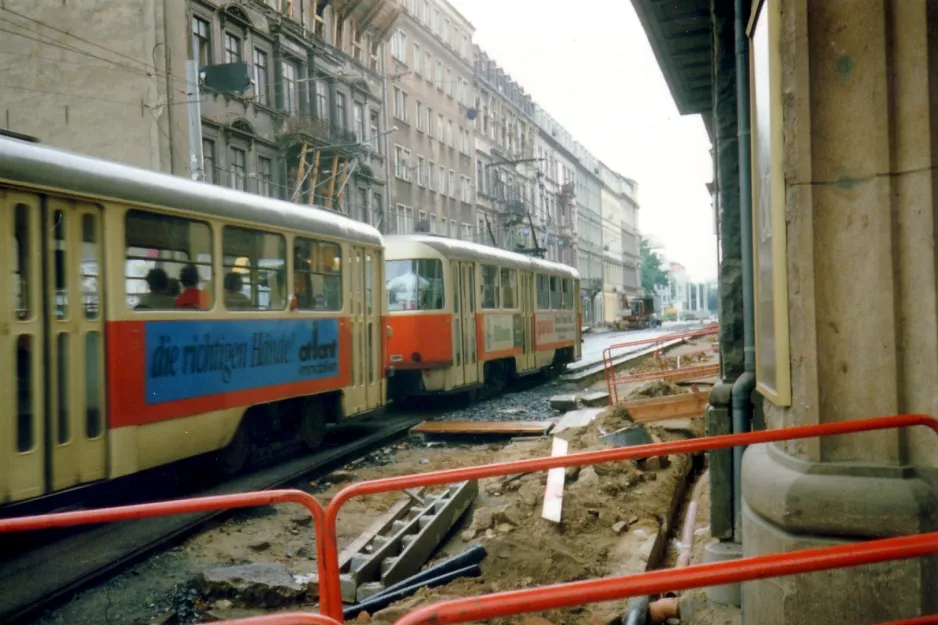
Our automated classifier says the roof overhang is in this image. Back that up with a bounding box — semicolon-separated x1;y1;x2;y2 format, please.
631;0;712;116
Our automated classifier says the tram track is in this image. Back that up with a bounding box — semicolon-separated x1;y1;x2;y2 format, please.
0;415;423;625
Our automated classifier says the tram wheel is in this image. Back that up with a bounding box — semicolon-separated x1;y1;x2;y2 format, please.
216;422;251;475
299;400;327;450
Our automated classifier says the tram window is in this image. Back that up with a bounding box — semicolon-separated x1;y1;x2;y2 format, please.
85;332;103;439
81;214;100;319
549;276;562;310
57;333;70;445
500;268;517;309
536;274;550;310
16;335;34;453
295;237;342;311
481;264;499;309
365;254;373;316
223;227;287;311
386;259;444;311
14;204;31;320
53;209;67;319
125;209;214;311
562;278;574;310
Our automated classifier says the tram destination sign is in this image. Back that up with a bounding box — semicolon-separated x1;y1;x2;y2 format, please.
145;318;340;404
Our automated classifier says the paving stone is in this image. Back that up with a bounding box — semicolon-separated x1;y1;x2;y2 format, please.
196;563;310;608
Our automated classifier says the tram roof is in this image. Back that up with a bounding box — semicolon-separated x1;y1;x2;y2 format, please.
0;137;382;247
385;234;580;279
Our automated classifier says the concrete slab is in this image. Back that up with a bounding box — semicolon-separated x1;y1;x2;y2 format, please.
548;394;581;412
552;408;604;434
580;391;610;407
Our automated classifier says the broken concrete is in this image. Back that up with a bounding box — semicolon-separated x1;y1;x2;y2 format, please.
549;394;581;412
196;563;311;607
552;408;604;434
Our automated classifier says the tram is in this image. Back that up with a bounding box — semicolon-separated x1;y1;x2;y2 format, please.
0;138;384;504
384;235;582;400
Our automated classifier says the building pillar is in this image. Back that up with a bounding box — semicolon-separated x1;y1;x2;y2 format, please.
742;1;938;623
706;0;741;542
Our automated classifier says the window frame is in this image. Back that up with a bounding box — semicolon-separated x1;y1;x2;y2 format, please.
221;225;288;312
481;264;499;309
294;235;344;312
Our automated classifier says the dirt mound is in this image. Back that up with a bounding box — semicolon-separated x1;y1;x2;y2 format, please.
628;380;688;399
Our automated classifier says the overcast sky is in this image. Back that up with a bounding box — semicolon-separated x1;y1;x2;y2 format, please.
451;0;718;282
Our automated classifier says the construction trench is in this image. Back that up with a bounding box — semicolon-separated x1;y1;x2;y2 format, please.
29;333;730;625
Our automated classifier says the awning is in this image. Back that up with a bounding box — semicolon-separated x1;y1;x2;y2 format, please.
630;0;713;116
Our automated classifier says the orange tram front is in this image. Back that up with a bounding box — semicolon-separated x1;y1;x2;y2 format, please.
383;234;582;401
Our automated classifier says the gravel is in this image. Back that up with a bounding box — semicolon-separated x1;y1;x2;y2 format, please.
434;377;575;423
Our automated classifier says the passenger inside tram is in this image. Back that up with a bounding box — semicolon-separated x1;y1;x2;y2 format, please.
175;264;207;310
134;268;176;310
223;272;252;310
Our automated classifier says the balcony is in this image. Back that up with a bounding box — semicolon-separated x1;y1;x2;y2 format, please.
333;0;402;41
280;115;362;155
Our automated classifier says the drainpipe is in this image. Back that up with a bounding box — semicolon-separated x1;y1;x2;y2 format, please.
731;0;756;541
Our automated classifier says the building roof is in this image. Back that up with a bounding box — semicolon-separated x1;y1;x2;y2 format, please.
630;0;712;115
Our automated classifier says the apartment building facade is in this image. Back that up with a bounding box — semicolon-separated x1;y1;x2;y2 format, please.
1;0;400;222
573;142;604;325
384;0;475;238
619;176;642;299
471;46;538;251
530;106;577;267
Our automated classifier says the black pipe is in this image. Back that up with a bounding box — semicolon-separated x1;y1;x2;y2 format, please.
359;545;487;604
623;595;650;625
343;564;482;620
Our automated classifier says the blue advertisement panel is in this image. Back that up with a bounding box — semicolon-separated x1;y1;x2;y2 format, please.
145;318;340;405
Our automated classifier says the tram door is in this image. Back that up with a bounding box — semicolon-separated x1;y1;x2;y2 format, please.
45;198;108;493
364;249;383;409
519;271;536;372
348;248;365;415
451;262;465;388
349;246;382;413
461;263;478;387
0;193;108;504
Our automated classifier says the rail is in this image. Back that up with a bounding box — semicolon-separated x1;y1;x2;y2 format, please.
602;324;719;403
391;531;938;625
317;413;938;620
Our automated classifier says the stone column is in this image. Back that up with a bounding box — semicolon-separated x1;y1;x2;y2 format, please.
742;1;938;623
706;0;742;543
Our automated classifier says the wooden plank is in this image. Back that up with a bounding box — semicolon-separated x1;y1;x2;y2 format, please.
410;421;551;435
294;141;308;201
616;363;720;385
324;153;340;209
621;391;710;423
541;437;568;523
334;160;351;211
306;150;321;205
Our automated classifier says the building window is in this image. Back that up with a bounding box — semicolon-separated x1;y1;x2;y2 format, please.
445;68;453;96
315;80;329;121
393;86;408;122
437;114;444;142
459;128;469;154
335;92;347;129
224;33;241;63
282;60;298;115
438;165;445;193
391;30;407;62
427;107;434;136
423;0;431;24
460;175;470;203
425;52;433;82
460;34;468;58
428;160;435;191
432;8;440;33
476;159;484;195
257;156;273;197
353;102;364;143
253;49;269;105
372;192;382;227
446;120;453;148
435;61;443;90
417;155;426;187
448;169;455;198
443;18;450;44
394;145;411;181
459;79;468;106
369;109;380;152
202;138;216;184
230;147;246;190
413;43;421;75
192;16;211;66
357;187;369;223
416;101;425;132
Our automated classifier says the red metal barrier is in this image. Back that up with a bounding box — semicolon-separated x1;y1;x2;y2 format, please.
316;414;938;620
220;615;342;625
877;618;938;625
0;490;329;612
391;531;938;625
602;324;719;403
